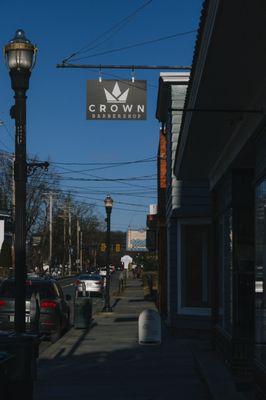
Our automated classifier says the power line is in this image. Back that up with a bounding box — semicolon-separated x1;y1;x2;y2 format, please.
63;0;153;63
53;165;155;176
65;29;197;62
39;182;156;199
62;197;147;214
58;175;156;182
43;181;156;193
0;119;14;144
36;189;149;209
0;141;12;153
48;155;156;166
27;181;152;207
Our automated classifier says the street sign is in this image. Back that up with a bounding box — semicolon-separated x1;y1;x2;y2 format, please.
87;80;146;120
32;235;42;246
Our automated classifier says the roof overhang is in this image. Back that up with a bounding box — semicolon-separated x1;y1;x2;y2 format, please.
174;0;266;185
156;72;190;122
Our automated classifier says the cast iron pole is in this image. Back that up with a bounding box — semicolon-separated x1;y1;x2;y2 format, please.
103;208;112;312
10;69;30;333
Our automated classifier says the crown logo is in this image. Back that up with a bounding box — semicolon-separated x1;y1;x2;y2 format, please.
104;82;129;103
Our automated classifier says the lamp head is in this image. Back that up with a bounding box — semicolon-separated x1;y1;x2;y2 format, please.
104;196;113;213
4;29;37;72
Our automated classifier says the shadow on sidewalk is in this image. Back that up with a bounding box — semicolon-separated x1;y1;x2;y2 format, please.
111;298;121;309
36;335;209;400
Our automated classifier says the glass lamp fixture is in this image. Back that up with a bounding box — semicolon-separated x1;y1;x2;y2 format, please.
4;29;37;71
104;195;114;211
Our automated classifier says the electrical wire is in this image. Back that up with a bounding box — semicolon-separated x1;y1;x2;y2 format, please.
40;181;156;193
0;142;12;153
40;190;148;208
48;155;156;166
0;119;14;144
63;0;153;62
27;181;151;207
71;29;197;61
37;183;156;197
57;176;156;182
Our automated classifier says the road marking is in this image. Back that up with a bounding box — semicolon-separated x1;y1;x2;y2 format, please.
61;283;74;288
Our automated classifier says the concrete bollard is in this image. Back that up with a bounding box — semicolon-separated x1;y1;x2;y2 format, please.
138;309;161;345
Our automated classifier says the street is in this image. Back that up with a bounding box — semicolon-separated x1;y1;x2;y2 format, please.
1;2;266;399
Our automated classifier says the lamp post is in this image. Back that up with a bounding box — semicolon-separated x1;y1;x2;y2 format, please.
4;29;37;333
102;195;113;312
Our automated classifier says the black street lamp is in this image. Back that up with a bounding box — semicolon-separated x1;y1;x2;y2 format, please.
4;29;37;333
102;195;113;312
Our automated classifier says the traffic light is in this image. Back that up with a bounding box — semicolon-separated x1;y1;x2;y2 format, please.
100;243;107;252
115;243;121;252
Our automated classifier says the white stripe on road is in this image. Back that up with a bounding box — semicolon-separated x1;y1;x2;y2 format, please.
61;283;74;288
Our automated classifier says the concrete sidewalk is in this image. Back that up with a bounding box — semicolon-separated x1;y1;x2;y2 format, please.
34;278;210;400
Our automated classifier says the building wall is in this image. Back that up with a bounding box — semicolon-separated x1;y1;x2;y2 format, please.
164;82;211;328
165;84;187;322
166;221;178;324
157;128;167;315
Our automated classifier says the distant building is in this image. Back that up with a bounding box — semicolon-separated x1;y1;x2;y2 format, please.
126;229;147;252
0;209;12;249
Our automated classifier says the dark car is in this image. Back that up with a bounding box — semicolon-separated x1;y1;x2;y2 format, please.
0;276;70;342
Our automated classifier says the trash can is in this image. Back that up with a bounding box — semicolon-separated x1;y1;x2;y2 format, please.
0;332;39;400
73;297;92;329
138;309;161;345
0;351;14;395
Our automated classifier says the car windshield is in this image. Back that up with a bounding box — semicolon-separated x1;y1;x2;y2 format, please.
88;275;102;280
0;280;56;300
78;275;91;280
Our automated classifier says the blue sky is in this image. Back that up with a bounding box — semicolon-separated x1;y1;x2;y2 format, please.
0;0;203;231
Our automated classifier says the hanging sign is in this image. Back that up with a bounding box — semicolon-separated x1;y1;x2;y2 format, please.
87;80;146;120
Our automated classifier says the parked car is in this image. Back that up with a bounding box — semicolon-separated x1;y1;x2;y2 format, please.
75;274;104;297
0;276;70;342
99;267;107;277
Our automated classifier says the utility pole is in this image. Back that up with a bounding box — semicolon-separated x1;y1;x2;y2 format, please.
80;230;83;269
68;202;72;275
76;218;80;271
62;207;67;276
93;248;97;268
49;193;53;272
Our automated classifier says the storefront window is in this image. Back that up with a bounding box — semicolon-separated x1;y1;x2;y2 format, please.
181;224;210;308
255;181;266;363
